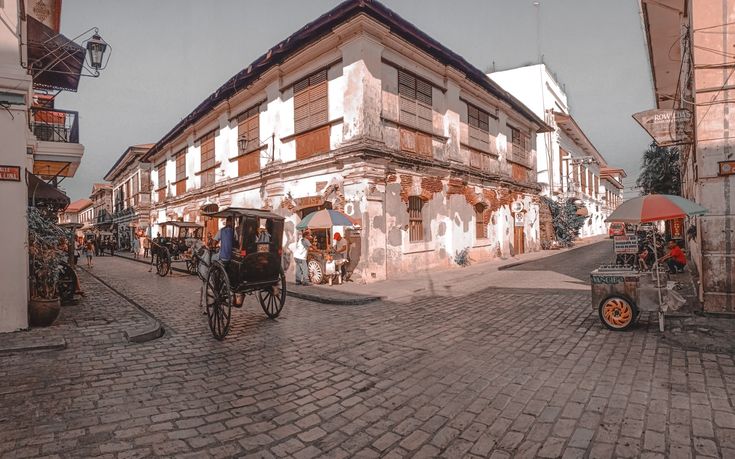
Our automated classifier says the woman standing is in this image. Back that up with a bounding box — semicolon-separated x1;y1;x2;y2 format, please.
132;232;141;260
84;239;94;268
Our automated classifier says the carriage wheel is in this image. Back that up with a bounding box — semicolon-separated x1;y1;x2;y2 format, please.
205;262;232;340
599;295;638;331
58;262;77;305
308;260;323;284
156;249;171;277
258;268;286;319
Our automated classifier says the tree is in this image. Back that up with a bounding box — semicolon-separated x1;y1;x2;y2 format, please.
543;197;586;246
636;142;681;195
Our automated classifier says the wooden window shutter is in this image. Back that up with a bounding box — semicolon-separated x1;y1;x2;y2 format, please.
408;196;424;242
467;102;490;152
294;69;329;159
237;105;260;153
238;151;260;176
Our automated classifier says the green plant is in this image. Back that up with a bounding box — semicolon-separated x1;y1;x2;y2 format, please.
28;206;66;300
543;197;585;246
636;142;681;195
454;247;471;267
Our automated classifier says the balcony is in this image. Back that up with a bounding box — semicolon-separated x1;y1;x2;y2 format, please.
31;107;79;143
30;107;84;179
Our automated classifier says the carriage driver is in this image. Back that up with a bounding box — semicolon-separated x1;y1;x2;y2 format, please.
212;216;243;307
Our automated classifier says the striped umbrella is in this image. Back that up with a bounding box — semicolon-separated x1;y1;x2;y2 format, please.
296;209;356;230
606;194;707;224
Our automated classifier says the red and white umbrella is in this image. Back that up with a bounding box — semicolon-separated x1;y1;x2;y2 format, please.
606;194;707;224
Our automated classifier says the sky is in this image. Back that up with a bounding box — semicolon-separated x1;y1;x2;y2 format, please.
56;0;654;201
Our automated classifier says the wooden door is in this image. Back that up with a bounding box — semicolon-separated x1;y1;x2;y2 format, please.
513;226;525;255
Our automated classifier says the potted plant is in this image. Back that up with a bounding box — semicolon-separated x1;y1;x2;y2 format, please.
28;207;66;326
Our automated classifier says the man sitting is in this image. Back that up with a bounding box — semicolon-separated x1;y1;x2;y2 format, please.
660;240;687;273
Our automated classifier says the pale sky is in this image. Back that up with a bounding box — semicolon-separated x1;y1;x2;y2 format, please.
56;0;653;200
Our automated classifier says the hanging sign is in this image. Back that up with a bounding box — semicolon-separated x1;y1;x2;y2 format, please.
614;235;638;254
0;165;21;181
514;212;525;227
632;109;693;146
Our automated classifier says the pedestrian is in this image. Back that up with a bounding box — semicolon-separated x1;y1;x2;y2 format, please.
294;230;311;286
143;235;150;258
132;235;140;260
84;239;94;268
74;237;81;266
332;232;349;280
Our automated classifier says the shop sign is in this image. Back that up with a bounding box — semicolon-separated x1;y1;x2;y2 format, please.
514;212;525;227
632;109;693;146
719;160;735;176
614;235;638;254
670;218;684;239
295;196;324;208
0;165;21;181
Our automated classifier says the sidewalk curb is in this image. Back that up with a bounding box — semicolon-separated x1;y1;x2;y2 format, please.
81;267;166;343
287;287;383;305
497;238;608;271
0;337;66;354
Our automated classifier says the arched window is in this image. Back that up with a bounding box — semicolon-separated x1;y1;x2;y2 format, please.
408;196;424;242
475;203;487;239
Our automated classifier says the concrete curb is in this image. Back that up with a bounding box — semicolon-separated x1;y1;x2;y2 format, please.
81;267;166;343
0;337;66;354
287;287;383;306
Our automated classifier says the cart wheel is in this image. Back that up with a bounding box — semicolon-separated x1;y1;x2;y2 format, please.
599;295;638;331
258;268;286;319
58;262;77;305
308;260;323;284
205;262;232;340
156;249;171;277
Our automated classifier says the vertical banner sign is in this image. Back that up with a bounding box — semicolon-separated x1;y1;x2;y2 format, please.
671;218;683;239
632;109;693;146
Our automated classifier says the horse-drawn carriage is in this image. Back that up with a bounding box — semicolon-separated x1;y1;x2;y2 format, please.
198;208;287;340
151;221;204;276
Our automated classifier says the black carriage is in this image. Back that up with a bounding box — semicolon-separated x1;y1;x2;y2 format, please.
200;207;286;340
151;221;204;276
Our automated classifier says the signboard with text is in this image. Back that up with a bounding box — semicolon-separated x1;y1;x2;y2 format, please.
614;235;638;254
0;165;21;182
514;212;525;227
719;160;735;176
633;109;693;146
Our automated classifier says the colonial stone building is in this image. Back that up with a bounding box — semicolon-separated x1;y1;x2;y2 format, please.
104;144;153;249
142;0;550;282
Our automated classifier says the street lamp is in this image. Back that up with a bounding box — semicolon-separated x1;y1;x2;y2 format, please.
85;33;108;70
238;137;249;153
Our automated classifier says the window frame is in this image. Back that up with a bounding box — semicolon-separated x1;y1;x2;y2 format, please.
474;203;487;240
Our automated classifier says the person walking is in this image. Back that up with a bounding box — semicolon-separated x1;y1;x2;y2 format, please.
84;239;94;268
294;230;311;286
143;235;150;258
132;234;140;260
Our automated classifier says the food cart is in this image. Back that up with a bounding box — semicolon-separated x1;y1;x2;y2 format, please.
593;194;705;332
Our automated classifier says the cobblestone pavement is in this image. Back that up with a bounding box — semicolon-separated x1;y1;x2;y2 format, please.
3;253;735;458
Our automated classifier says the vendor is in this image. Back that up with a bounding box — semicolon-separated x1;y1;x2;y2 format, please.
660;240;687;273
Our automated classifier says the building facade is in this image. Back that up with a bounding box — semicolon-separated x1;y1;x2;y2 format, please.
89;183;113;230
1;0;95;332
142;1;550;283
641;0;735;311
104;144;153;250
58;198;92;225
490;64;625;241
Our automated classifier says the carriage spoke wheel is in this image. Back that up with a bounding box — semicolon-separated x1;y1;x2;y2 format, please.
205;263;232;340
156;249;171;277
258;268;286;319
186;258;198;275
599;296;637;331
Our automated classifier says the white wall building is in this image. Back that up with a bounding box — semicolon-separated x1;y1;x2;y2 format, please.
490;64;624;240
141;0;551;283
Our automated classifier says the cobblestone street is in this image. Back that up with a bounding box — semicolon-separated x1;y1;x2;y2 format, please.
3;244;735;458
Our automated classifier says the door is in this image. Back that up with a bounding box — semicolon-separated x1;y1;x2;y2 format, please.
513;227;525;255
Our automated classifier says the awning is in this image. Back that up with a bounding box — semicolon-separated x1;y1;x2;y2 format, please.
27;15;85;92
27;171;70;209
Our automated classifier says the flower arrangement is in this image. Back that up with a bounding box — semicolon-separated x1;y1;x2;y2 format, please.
28;206;66;300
